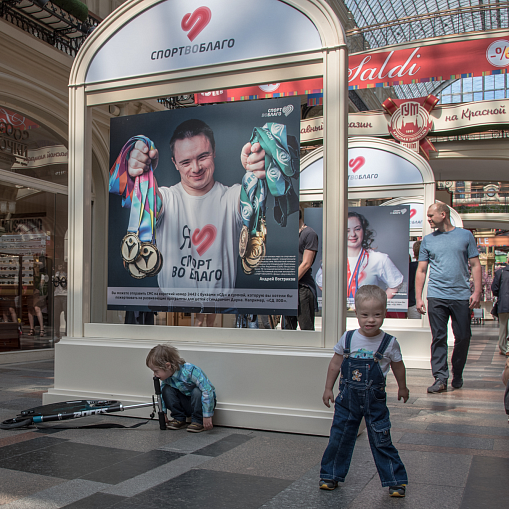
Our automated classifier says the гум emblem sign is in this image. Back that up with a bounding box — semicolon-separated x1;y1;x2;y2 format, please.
383;95;439;158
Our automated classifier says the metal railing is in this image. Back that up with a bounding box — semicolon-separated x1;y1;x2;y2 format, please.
0;0;100;57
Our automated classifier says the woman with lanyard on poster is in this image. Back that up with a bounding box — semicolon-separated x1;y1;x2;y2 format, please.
347;211;404;311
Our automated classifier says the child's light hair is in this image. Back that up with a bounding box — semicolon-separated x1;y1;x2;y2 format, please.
355;285;387;309
412;240;421;260
146;344;185;371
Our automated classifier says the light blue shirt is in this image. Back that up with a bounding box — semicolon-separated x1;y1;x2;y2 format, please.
419;227;479;300
161;363;216;417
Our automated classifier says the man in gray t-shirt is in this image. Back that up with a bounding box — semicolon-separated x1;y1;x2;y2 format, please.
415;203;481;394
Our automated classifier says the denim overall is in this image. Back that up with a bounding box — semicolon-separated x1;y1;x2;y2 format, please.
320;330;408;487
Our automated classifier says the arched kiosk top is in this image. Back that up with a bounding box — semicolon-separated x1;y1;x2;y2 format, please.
70;0;347;104
300;137;436;195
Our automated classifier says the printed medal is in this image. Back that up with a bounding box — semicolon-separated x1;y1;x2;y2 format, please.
121;232;141;263
135;243;160;274
239;225;249;259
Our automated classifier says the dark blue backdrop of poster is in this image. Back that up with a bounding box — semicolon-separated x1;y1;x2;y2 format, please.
107;97;300;315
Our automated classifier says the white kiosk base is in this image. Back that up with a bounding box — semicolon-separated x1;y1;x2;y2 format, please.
44;319;431;436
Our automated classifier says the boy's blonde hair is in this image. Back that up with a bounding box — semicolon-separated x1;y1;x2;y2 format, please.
146;344;185;370
412;240;421;261
355;285;387;309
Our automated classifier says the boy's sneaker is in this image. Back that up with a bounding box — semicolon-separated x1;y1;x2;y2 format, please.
389;484;406;497
451;377;463;389
187;422;205;433
319;479;338;490
427;378;447;393
166;420;188;430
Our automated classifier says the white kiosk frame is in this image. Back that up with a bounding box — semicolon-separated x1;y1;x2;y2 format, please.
46;0;350;435
300;137;438;368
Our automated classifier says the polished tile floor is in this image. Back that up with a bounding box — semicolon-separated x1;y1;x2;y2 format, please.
0;326;508;508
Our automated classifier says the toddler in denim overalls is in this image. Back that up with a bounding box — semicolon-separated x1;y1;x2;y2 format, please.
319;285;409;497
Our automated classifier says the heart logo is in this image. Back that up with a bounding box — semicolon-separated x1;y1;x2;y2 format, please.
192;224;217;256
410;209;417;218
282;105;294;117
348;156;365;173
181;6;212;42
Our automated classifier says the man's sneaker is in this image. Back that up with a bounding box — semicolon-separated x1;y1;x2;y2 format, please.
451;377;463;389
389;484;406;497
187;422;205;433
319;479;338;490
427;378;447;393
166;420;188;430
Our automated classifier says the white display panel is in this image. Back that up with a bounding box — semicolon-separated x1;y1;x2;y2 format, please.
300;145;424;192
86;0;322;83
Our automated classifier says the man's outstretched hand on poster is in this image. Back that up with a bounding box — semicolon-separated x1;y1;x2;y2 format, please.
241;142;266;179
128;139;159;177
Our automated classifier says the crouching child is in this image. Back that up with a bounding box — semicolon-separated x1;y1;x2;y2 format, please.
319;285;409;497
146;344;216;433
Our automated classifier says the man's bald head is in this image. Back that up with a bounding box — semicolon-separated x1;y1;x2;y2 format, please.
428;202;450;219
427;202;452;231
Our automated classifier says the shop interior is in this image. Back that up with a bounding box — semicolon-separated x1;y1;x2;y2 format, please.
0;109;68;349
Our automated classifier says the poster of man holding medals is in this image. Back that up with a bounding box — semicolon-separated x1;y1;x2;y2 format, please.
107;97;300;315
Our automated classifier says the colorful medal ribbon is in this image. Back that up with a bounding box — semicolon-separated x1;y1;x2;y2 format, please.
241;122;299;232
239;123;299;274
109;136;163;279
109;135;158;243
347;248;369;299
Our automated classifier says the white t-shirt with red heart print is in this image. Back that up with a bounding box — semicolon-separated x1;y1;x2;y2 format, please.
156;181;242;291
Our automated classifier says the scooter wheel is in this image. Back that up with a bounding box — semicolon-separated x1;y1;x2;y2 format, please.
0;418;33;429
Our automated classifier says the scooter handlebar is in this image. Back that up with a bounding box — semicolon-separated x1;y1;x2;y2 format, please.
153;377;166;430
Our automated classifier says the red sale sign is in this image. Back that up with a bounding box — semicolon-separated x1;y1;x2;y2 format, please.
196;34;509;101
349;35;509;90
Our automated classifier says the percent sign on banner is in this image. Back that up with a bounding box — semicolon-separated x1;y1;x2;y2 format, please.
486;40;509;67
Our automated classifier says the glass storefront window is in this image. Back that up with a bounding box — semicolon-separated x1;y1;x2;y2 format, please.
1;105;69;350
1;107;68;187
0;175;68;350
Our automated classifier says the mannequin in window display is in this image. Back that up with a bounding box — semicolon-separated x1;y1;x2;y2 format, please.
347;212;404;309
194;313;215;327
53;262;67;341
0;258;18;323
27;293;44;337
0;292;17;324
27;256;48;337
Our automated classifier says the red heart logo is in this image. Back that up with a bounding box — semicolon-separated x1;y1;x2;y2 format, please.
410;209;417;218
181;6;212;42
349;156;365;173
192;225;217;256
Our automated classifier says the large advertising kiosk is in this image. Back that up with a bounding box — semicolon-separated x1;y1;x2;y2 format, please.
300;137;438;367
46;0;350;436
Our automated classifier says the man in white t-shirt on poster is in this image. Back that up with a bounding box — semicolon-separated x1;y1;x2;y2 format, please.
127;119;265;293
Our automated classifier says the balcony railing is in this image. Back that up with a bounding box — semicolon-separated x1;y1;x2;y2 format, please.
0;0;101;57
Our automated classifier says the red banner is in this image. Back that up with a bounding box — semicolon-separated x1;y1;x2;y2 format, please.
196;35;509;101
194;79;323;104
194;90;228;104
348;35;509;90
